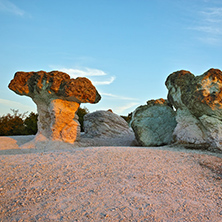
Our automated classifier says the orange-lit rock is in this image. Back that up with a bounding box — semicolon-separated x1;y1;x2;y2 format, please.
8;70;101;143
146;98;172;107
8;70;101;103
166;68;222;151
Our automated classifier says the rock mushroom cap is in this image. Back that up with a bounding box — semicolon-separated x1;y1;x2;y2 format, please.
165;68;222;118
8;70;101;104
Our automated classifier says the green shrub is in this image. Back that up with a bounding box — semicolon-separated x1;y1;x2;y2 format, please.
24;112;38;135
0;109;38;136
77;106;89;132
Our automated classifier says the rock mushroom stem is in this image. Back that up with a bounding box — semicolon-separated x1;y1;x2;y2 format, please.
35;99;80;143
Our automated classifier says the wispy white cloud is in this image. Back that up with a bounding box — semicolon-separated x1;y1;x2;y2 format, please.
192;26;222;35
0;0;25;16
92;76;116;86
190;7;222;44
201;7;222;18
101;92;139;101
51;66;116;86
89;92;139;114
115;102;139;114
59;67;107;78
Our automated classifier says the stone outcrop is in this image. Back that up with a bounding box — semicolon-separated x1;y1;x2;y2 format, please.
166;68;222;150
130;99;177;146
83;110;134;138
8;71;101;143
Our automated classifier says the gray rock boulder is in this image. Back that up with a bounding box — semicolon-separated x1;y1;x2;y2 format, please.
165;68;222;151
130;99;177;146
83;110;134;138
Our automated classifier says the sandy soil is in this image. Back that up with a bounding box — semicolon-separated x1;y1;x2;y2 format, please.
0;136;221;221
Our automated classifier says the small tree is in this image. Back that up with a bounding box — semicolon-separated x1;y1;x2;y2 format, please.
0;109;26;136
0;114;13;136
77;106;89;132
24;112;38;135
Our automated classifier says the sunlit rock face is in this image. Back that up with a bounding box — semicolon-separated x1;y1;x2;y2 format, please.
8;71;101;143
83;110;134;138
166;68;222;150
130;99;177;146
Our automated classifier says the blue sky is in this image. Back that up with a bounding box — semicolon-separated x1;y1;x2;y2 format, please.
0;0;222;116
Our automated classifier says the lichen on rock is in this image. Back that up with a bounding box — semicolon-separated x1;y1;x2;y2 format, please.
166;68;222;151
8;70;101;143
130;99;177;146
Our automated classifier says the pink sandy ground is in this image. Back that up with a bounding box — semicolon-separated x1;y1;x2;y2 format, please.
0;135;221;222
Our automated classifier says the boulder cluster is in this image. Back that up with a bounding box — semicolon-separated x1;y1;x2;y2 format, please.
8;68;222;152
131;68;222;151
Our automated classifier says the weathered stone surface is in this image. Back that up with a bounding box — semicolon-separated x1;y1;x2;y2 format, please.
146;98;171;107
50;99;80;143
8;71;101;143
130;99;177;146
172;109;207;145
8;71;101;103
83;110;134;138
166;68;222;150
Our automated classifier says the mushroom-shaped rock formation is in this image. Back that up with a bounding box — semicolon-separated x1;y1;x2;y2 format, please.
8;71;101;143
165;68;222;151
130;99;177;146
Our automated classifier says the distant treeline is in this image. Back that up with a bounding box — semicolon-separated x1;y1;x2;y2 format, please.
0;109;38;136
0;107;89;136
